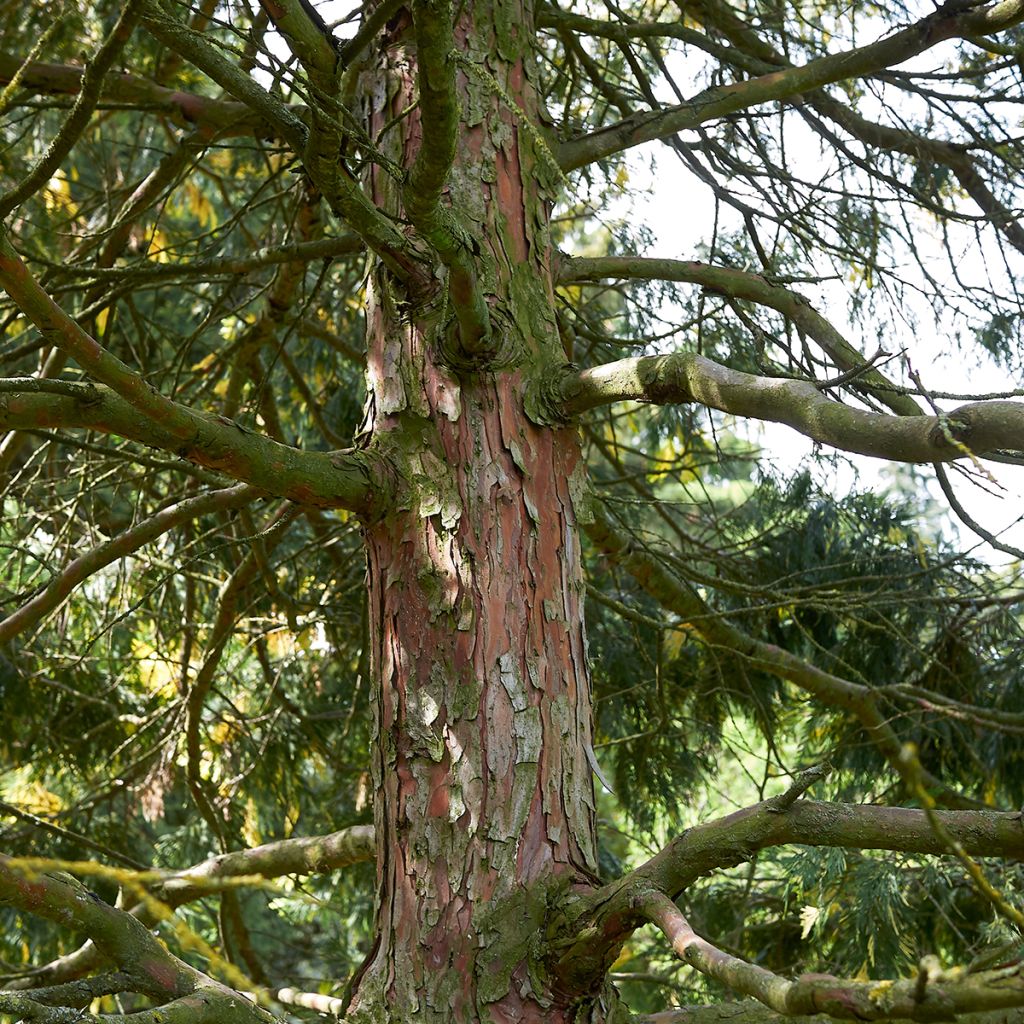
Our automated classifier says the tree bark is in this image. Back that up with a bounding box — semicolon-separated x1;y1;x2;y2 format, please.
344;6;617;1021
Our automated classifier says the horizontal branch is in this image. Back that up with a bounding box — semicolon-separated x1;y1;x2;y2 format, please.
641;890;1024;1021
154;824;375;904
556;795;1024;994
0;483;260;644
555;350;1023;463
557;0;1024;170
0;378;382;510
639;1002;1024;1024
39;235;364;281
637;798;1024;901
0;53;281;137
558;255;921;416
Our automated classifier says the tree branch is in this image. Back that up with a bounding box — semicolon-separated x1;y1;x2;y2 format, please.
582;508;981;809
138;0;308;152
0;0;143;219
42;235;363;282
154;824;375;904
0;857;275;1024
556;0;1024;171
405;0;491;355
557;255;922;416
138;0;415;279
0;237;386;512
0;482;260;644
554;796;1024;995
638;1001;1024;1024
0;51;283;137
638;890;1024;1021
681;0;1024;258
4;826;374;991
553;349;1023;463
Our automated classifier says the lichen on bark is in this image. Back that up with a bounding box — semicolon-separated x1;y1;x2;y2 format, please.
343;4;613;1020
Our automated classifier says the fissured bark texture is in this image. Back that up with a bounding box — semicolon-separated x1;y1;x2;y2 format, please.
344;5;616;1022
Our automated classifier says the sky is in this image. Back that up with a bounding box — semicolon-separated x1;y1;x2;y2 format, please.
615;14;1024;566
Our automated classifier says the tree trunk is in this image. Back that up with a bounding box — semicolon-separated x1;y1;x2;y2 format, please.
345;6;619;1022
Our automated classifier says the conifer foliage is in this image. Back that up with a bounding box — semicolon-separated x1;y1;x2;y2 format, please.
1;2;1023;1023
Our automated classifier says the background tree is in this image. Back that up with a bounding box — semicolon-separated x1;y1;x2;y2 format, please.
1;1;1024;1023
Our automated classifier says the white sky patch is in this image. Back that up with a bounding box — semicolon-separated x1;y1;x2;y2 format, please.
608;16;1024;565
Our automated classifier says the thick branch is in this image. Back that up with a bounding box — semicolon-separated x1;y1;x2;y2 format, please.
0;238;386;513
154;825;375;904
256;0;337;83
557;0;1024;170
639;1003;1024;1024
555;797;1024;995
558;255;921;416
639;890;1024;1021
0;858;194;1001
637;799;1024;903
555;350;1023;463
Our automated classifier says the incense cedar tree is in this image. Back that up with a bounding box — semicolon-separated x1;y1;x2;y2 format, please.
1;2;1023;1023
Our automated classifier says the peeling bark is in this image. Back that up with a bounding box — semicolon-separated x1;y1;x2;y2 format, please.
343;5;617;1021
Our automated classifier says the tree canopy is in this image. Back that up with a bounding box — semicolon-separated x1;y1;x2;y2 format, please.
0;1;1023;1023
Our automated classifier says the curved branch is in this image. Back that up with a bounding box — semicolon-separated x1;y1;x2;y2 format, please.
0;249;385;508
680;0;1024;258
557;0;1024;170
554;350;1023;463
0;483;260;644
638;1002;1024;1024
0;857;275;1024
634;798;1024;902
639;890;1024;1021
555;795;1024;995
558;255;921;416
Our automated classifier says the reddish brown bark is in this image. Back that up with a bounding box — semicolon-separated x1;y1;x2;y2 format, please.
345;5;613;1021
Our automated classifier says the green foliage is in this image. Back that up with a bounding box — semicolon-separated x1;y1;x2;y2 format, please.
2;0;1024;1016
